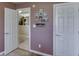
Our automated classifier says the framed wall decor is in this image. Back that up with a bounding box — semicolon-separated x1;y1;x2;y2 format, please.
34;8;48;27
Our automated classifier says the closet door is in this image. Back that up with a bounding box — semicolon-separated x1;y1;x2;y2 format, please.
4;8;18;55
75;4;79;56
53;4;77;56
54;6;64;56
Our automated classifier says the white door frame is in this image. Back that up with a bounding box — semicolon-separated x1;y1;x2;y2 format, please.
4;7;31;55
16;7;31;51
53;3;74;56
53;3;79;56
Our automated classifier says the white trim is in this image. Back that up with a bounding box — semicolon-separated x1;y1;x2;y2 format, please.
15;8;19;51
53;4;56;56
29;7;31;51
0;51;4;56
29;49;52;56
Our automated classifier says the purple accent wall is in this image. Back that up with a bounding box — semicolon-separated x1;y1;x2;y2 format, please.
31;3;53;55
0;2;16;52
16;3;53;55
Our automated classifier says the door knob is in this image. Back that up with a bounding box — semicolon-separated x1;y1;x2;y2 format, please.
56;34;61;36
56;34;63;36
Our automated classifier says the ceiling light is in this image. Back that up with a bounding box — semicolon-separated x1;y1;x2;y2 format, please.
32;4;36;8
19;11;22;13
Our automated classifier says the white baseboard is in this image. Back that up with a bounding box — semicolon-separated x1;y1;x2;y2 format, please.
29;49;52;56
0;51;4;56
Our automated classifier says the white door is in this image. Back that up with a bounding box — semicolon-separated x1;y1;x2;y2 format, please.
4;8;18;55
53;3;79;56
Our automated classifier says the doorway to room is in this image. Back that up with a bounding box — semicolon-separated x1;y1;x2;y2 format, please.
17;8;31;51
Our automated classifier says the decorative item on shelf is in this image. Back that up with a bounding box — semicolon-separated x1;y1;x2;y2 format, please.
35;23;45;27
19;16;27;25
35;8;48;27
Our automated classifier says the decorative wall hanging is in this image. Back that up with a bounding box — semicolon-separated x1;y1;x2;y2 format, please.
35;8;48;27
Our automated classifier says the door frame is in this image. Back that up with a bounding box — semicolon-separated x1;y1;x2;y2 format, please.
4;7;31;55
53;3;74;56
16;7;31;51
53;3;79;56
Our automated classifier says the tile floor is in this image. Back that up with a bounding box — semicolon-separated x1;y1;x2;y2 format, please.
6;48;40;56
19;39;29;50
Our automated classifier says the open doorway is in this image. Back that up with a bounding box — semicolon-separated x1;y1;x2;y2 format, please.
17;8;31;51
